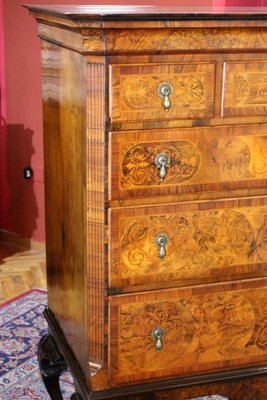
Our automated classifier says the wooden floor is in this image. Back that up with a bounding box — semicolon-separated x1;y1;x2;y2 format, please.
0;243;47;304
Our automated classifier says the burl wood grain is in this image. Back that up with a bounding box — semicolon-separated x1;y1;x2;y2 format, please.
117;375;267;399
153;375;267;400
109;196;267;291
107;27;267;53
109;63;215;122
110;124;267;201
109;279;267;385
223;61;267;117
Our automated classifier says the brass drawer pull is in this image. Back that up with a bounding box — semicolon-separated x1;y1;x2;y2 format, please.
155;234;169;260
151;327;165;351
158;82;173;112
155;152;170;182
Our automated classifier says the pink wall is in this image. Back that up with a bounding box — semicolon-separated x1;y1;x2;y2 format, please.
0;0;213;243
225;0;265;5
0;0;7;233
0;0;266;243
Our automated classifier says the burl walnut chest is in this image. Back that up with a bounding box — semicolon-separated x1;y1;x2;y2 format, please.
26;5;267;400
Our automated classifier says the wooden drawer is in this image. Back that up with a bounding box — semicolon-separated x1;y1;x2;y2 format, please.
109;63;215;122
109;197;267;291
109;279;267;385
223;61;267;117
109;124;267;201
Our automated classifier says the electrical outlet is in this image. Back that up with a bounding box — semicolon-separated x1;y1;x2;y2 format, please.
23;166;33;179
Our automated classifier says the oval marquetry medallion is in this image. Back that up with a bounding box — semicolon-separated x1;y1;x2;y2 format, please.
121;141;200;187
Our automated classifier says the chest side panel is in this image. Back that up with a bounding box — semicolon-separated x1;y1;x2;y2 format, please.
41;40;89;374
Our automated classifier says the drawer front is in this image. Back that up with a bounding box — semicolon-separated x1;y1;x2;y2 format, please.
223;61;267;117
110;125;267;200
109;197;267;290
109;279;267;384
109;63;215;122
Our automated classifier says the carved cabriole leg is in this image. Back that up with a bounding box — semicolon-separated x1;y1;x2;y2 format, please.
37;334;86;400
41;309;93;400
37;334;68;400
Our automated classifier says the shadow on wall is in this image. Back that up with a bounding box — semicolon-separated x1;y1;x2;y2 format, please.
0;123;38;250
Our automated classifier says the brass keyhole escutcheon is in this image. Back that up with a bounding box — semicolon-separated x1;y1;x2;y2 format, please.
155;152;170;182
158;82;173;112
151;327;165;351
155;233;169;260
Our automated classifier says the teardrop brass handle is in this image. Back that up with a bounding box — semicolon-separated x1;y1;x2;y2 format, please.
155;152;170;182
158;82;173;112
151;327;165;351
155;233;169;260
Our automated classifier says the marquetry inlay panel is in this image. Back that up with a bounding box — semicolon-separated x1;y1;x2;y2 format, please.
109;280;267;384
121;141;201;186
223;61;267;116
109;63;215;122
109;197;267;289
110;124;267;200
